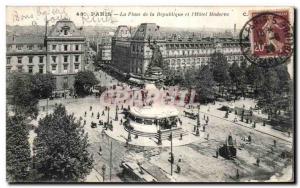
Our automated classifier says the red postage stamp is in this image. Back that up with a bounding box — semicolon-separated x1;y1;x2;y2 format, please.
249;10;293;58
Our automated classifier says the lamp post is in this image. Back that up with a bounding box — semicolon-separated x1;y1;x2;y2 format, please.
109;141;112;181
132;89;135;106
106;106;110;130
46;98;49;115
196;104;200;136
115;105;118;121
170;131;174;176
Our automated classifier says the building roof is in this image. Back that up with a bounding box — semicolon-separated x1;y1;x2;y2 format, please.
6;35;44;44
47;19;84;38
114;25;131;38
132;23;162;41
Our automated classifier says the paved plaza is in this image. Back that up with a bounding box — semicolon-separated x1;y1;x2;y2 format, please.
28;70;293;182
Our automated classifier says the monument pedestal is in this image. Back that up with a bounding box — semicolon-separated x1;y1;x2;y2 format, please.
144;66;165;86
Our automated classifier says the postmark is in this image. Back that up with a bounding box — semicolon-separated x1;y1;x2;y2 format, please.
239;10;294;68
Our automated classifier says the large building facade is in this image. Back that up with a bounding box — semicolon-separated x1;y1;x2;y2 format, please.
111;23;246;78
6;19;86;96
97;37;112;64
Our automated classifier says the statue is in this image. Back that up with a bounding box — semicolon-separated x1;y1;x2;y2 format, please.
146;38;163;74
144;38;165;86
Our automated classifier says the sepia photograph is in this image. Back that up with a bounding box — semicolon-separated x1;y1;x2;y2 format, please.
5;6;295;183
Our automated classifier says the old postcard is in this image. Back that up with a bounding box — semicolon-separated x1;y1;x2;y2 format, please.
6;6;295;183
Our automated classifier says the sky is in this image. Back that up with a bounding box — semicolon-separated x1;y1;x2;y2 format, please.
6;6;294;77
5;6;293;30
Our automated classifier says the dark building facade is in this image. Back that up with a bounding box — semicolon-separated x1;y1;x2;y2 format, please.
111;23;245;78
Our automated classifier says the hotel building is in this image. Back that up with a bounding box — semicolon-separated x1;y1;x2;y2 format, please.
6;19;86;95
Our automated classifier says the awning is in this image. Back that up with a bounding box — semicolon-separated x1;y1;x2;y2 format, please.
128;77;144;84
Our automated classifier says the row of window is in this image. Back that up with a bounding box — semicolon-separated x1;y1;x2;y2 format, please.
169;63;206;69
51;55;81;63
51;63;80;71
7;63;80;74
7;56;44;64
7;44;44;51
7;65;44;74
165;43;239;49
165;55;243;65
166;48;240;56
166;57;210;64
8;44;82;52
51;44;80;51
7;55;81;65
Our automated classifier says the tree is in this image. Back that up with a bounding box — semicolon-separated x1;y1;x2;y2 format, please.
6;114;31;182
245;63;265;96
196;65;217;103
274;64;291;94
6;73;38;119
229;61;247;98
74;71;99;97
229;61;242;85
31;73;55;99
33;104;93;182
210;52;230;96
258;69;280;118
181;69;197;88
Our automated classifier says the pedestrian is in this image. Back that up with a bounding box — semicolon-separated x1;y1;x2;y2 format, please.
273;140;277;147
83;120;86;125
102;111;105;116
256;157;260;167
91;112;94;117
84;111;87;117
179;133;183;140
176;164;181;173
178;155;182;163
97;112;100;119
248;135;252;143
98;146;102;156
90;106;92;111
236;169;240;179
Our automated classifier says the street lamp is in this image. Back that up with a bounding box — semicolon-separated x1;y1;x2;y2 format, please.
196;104;200;136
115;105;118;121
169;131;174;176
106;106;110;130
